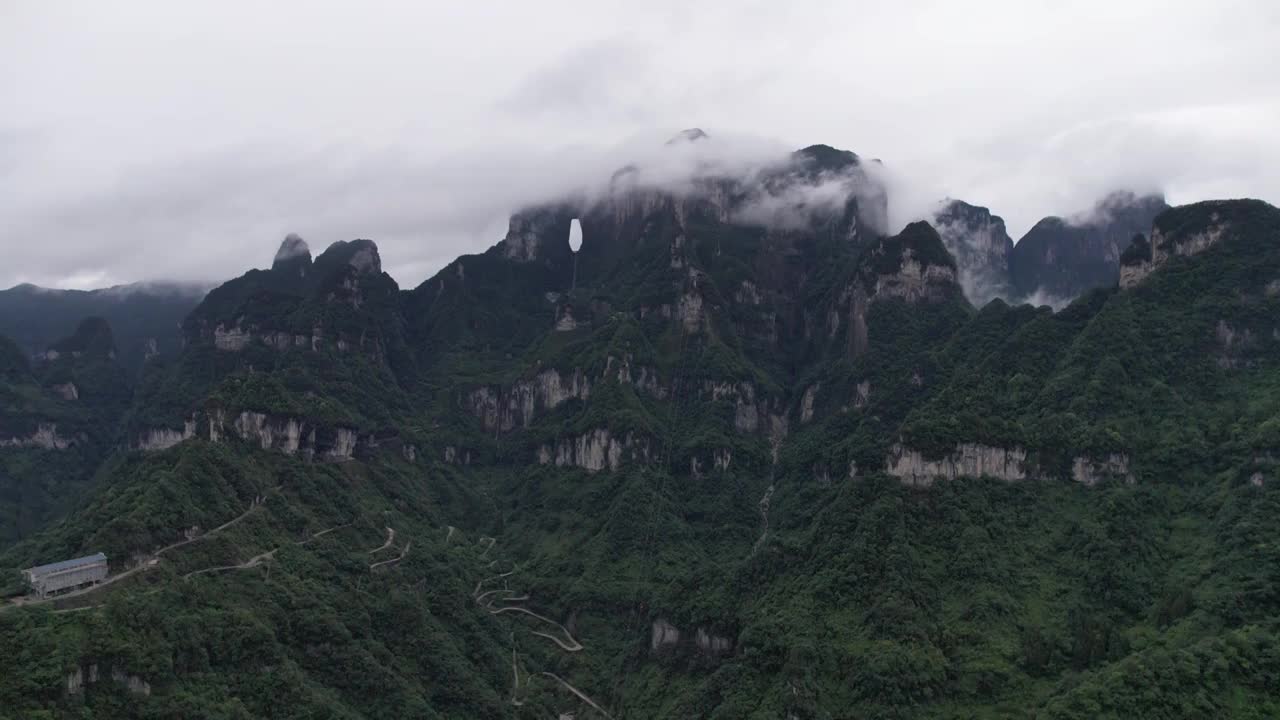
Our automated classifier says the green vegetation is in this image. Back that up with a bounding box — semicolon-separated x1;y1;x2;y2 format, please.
2;196;1280;718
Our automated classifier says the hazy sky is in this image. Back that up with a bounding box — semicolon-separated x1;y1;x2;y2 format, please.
3;0;1279;290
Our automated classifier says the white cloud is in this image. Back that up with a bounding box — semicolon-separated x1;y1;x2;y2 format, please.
1;0;1278;289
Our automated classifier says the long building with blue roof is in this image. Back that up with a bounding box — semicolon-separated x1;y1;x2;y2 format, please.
23;552;108;598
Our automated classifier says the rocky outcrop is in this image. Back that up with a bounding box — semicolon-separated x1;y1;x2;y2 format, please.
934;199;1015;306
467;369;592;433
66;663;151;697
651;618;680;650
233;412;307;454
1214;320;1256;369
133;423;194;451
554;305;580;331
500;206;575;264
444;446;472;465
135;411;360;461
700;380;777;437
209;320;372;356
325;428;358;462
1071;454;1133;486
213;323;252;351
873;248;960;303
677;291;705;333
51;382;78;401
832;223;961;357
691;448;733;479
1122;204;1245;290
886;443;1030;486
649;618;733;656
537;428;651;473
1;422;76;450
272;233;312;277
228;412;356;462
800;384;819;423
853;380;871;409
696;628;733;655
608;356;666;399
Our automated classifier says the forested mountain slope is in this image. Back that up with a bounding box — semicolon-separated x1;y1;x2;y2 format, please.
0;283;206;374
1;136;1278;719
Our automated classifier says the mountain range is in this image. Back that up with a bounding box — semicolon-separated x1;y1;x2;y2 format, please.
1;133;1278;719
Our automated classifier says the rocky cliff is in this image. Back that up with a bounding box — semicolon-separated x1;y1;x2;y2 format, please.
1011;191;1168;302
934;199;1015;306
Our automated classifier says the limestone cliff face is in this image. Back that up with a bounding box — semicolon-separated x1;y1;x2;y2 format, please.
136;410;361;462
133;422;195;452
467;368;592;433
934;200;1015;306
699;380;784;438
873;249;960;303
608;355;666;399
887;444;1139;486
886;443;1030;486
832;221;964;357
499;206;577;266
210;320;376;357
51;382;79;401
65;663;150;697
1120;203;1238;289
466;360;673;437
1071;454;1133;485
536;428;652;473
0;422;76;450
649;618;733;656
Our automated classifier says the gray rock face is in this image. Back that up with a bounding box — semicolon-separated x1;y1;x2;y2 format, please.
136;411;360;462
1012;191;1168;300
66;663;150;697
934;200;1015;306
649;618;733;656
468;369;592;433
213;323;252;351
1071;454;1133;485
1120;212;1231;289
233;411;307;454
209;321;370;357
609;355;666;399
886;443;1030;486
537;428;651;473
347;243;381;275
700;380;776;437
1;422;75;450
873;250;959;303
272;233;312;270
677;291;705;333
500;207;575;264
651;618;680;650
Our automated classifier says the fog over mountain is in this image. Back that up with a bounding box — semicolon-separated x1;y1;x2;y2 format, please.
3;0;1278;289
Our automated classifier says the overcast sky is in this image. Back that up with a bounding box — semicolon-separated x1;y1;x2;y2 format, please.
3;0;1279;290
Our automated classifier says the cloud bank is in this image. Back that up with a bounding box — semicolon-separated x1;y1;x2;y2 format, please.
2;0;1278;290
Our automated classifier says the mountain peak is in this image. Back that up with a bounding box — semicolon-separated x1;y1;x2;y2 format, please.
1011;190;1169;300
272;233;312;274
794;144;860;173
934;199;1015;307
315;239;382;276
666;128;709;144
